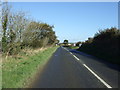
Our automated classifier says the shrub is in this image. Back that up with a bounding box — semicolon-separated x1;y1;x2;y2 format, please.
79;27;120;64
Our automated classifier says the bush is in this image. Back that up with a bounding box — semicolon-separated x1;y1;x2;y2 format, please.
79;27;120;64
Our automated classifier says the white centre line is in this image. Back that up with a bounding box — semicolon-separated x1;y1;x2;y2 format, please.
83;64;112;88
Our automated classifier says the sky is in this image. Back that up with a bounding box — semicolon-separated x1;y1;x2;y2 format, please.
9;2;118;43
3;0;120;2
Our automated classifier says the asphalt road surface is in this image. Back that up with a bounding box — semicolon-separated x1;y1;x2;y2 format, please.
32;46;119;88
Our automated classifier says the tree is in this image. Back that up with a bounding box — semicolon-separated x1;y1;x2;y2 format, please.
1;2;58;56
22;21;57;48
63;39;68;44
2;2;11;53
63;39;68;46
76;41;81;46
55;40;59;44
1;2;30;55
11;11;29;43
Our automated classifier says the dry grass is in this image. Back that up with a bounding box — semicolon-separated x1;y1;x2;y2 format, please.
22;47;47;55
2;47;48;63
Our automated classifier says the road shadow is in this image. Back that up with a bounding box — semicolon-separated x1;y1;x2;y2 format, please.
68;48;120;72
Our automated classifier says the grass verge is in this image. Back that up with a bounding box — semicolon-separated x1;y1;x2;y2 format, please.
2;46;58;88
68;46;79;49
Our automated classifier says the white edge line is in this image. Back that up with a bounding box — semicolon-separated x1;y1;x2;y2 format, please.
63;48;79;61
83;64;112;88
73;55;79;61
63;47;69;52
70;52;73;55
63;47;112;88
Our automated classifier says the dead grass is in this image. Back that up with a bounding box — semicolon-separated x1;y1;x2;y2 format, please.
2;47;48;63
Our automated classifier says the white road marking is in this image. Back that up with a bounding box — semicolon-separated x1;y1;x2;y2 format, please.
83;64;112;88
62;47;112;88
69;52;73;55
73;55;79;61
63;47;69;52
66;49;68;51
63;48;79;61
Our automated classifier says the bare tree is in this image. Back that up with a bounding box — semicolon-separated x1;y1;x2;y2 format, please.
9;11;29;42
1;2;11;53
0;1;2;41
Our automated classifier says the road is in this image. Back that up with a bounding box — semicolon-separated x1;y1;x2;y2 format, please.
32;47;119;88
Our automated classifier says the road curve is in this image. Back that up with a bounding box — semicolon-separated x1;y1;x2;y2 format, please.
32;47;119;88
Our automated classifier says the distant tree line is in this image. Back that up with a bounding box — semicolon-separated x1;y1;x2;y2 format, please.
78;27;120;64
1;2;58;56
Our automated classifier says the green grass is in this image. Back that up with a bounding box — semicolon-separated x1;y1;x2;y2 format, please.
69;46;79;49
2;46;58;88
